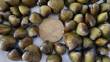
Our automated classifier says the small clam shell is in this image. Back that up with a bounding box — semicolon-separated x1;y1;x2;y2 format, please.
101;3;110;12
0;24;11;34
97;47;109;56
90;3;99;16
76;23;89;36
90;27;101;40
22;51;41;62
23;45;41;62
10;7;20;16
97;12;108;24
47;54;62;62
48;0;64;13
21;16;29;27
85;13;96;27
18;37;33;49
64;32;82;50
81;5;88;14
60;9;73;22
29;12;42;25
69;3;82;13
99;23;110;39
84;50;95;62
27;26;38;37
9;15;20;26
69;51;81;62
83;37;93;48
96;38;108;46
8;49;21;60
0;0;8;11
74;14;83;23
19;5;30;15
64;20;77;33
40;5;51;17
14;27;27;39
40;41;53;55
54;43;66;55
0;36;16;51
24;45;41;55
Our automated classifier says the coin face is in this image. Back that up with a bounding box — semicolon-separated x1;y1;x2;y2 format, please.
39;18;64;42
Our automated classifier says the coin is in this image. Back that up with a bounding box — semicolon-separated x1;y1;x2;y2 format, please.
39;18;64;42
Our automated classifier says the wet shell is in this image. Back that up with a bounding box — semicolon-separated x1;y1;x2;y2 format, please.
21;16;29;27
40;5;51;17
22;51;41;62
10;7;20;16
97;12;108;24
29;12;42;25
83;37;93;48
90;3;99;16
18;37;33;49
69;51;81;62
14;27;27;38
69;3;82;13
0;0;8;11
84;50;95;62
23;45;41;62
76;23;89;36
90;27;101;40
27;26;38;37
60;9;73;22
9;15;20;26
0;36;16;51
96;38;108;46
54;43;66;55
101;3;110;12
64;32;82;50
48;0;64;13
74;14;83;23
0;24;11;34
8;49;21;60
19;5;30;15
81;5;88;14
85;13;96;27
99;23;110;39
64;20;77;33
40;41;53;55
47;54;62;62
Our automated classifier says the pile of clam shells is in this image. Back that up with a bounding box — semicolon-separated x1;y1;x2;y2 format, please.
0;0;110;62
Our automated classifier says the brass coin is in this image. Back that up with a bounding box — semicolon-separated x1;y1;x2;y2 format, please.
39;18;64;42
